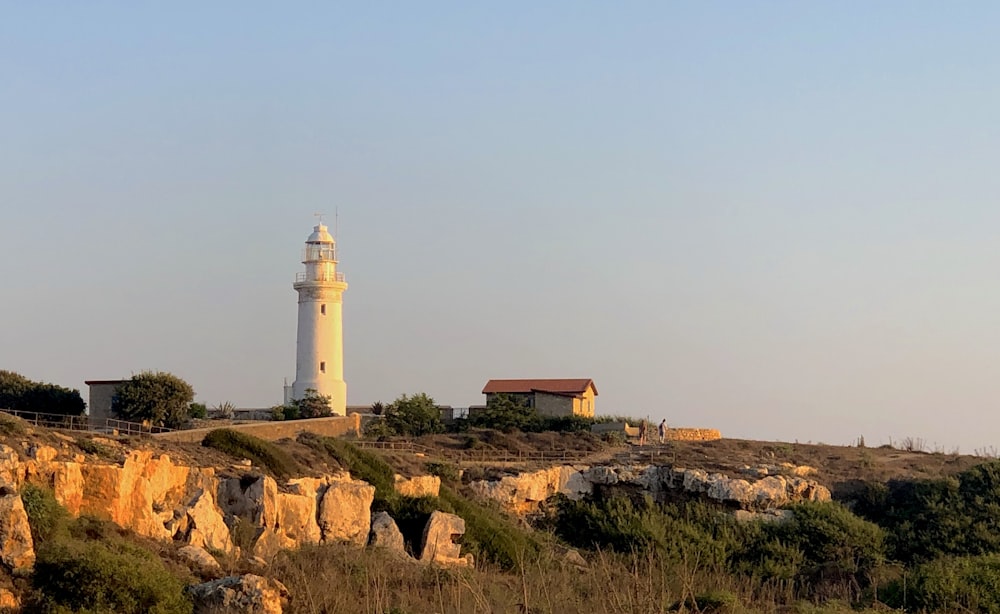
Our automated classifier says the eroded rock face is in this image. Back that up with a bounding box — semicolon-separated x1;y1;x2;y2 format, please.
0;483;34;573
318;476;375;547
469;464;831;515
420;511;473;567
188;574;288;614
467;466;591;515
369;511;406;556
393;474;441;498
0;442;380;562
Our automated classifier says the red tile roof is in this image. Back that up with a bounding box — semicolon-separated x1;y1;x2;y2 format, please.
482;379;598;396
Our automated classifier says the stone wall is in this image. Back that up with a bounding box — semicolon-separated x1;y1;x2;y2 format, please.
667;428;722;441
153;413;361;444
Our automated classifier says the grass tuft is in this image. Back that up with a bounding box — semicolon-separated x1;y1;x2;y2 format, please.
201;429;301;479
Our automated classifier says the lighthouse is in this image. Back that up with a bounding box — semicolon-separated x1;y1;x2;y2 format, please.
289;222;348;415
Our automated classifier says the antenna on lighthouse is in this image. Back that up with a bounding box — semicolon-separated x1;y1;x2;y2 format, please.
313;211;325;225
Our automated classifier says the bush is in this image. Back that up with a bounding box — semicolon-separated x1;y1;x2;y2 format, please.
852;461;1000;564
735;502;885;589
469;394;541;433
187;403;207;420
20;484;68;545
30;536;192;614
0;414;26;437
112;371;194;429
425;461;460;484
880;554;1000;613
384;393;444;437
202;429;301;479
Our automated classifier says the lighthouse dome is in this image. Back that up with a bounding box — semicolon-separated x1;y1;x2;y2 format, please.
307;224;334;244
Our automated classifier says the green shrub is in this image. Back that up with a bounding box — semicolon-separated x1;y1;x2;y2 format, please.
384;393;444;436
0;414;26;437
853;461;1000;564
425;461;460;484
30;534;192;614
187;403;207;420
881;554;1000;613
735;502;885;589
20;484;68;545
201;429;301;479
539;415;594;433
555;493;667;553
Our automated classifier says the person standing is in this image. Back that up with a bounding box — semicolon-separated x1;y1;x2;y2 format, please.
638;419;648;446
658;419;667;444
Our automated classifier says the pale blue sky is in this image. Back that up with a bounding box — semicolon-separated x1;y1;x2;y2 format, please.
3;2;1000;451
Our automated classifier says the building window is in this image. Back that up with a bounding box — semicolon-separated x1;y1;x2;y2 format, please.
321;304;326;315
320;362;326;373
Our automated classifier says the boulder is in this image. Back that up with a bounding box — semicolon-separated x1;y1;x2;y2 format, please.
0;485;33;572
0;587;19;610
393;474;441;498
419;511;473;567
317;477;375;546
178;545;223;573
187;574;288;614
369;511;406;556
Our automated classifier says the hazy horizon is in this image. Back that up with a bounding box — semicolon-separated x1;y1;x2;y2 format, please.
3;3;1000;452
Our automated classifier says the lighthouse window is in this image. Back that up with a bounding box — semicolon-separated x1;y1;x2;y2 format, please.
320;362;326;373
321;304;326;315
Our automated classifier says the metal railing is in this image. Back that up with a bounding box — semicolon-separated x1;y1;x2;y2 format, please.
295;271;345;283
0;408;173;435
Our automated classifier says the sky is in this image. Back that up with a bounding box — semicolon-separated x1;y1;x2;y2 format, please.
3;2;1000;452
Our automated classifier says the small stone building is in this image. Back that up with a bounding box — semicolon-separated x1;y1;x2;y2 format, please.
84;379;127;427
481;379;598;418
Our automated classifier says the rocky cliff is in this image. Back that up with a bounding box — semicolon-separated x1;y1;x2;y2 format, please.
468;463;831;516
0;439;468;574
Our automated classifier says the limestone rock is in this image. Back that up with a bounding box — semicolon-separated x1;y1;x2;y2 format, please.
369;511;406;555
188;574;288;614
0;485;33;572
318;476;375;546
393;474;441;498
0;587;19;610
467;466;590;515
178;545;223;573
420;511;473;567
184;489;232;554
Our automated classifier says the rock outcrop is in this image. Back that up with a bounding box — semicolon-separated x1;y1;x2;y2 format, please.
178;545;223;573
369;511;406;556
187;574;288;614
394;474;441;498
0;483;33;573
0;443;379;561
469;464;831;516
420;511;473;567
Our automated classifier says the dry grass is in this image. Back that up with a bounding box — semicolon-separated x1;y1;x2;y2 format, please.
270;543;882;614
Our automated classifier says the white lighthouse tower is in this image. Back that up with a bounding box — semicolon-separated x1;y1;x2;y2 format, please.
290;221;348;415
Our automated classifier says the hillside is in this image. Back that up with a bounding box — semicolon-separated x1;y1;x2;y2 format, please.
0;415;998;613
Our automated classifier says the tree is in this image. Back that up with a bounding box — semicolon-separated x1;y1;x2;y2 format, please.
111;371;194;429
470;393;541;433
384;393;444;436
0;370;85;417
292;389;332;419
